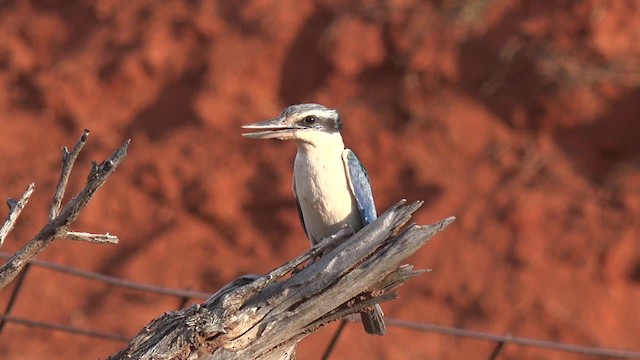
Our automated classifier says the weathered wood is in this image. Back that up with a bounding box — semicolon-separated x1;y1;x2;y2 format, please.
109;200;455;360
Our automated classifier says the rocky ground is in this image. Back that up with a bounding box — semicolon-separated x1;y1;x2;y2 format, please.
0;1;639;359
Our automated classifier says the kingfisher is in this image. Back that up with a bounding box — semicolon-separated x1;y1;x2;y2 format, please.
242;103;386;336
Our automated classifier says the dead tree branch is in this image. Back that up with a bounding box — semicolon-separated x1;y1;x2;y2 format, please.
49;129;89;220
109;200;455;360
0;131;130;289
0;183;35;246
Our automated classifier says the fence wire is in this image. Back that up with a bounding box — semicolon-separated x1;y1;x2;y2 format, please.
1;252;639;360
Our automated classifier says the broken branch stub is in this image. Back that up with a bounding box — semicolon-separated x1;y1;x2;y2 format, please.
0;183;35;247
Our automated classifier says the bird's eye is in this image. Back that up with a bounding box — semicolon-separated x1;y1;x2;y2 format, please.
304;116;317;125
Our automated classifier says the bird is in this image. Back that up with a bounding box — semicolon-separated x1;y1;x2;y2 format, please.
241;103;386;336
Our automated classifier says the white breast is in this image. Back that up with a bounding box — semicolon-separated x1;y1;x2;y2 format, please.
294;144;362;244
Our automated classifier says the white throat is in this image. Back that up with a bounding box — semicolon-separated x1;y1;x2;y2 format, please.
293;130;345;153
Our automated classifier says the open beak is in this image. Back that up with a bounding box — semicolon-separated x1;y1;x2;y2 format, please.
241;116;299;140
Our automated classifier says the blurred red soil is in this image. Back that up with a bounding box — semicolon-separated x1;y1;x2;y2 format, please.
1;1;639;359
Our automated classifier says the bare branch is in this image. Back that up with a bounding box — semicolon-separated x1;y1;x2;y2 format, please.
0;135;130;289
60;231;119;244
108;201;455;360
0;183;35;247
49;129;90;221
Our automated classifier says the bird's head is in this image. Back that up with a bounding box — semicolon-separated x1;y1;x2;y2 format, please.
242;104;342;145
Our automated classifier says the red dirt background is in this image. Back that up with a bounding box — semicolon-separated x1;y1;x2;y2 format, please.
1;1;639;359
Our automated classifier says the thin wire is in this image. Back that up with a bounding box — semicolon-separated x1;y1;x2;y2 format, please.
321;320;347;360
1;252;639;359
0;263;31;335
177;296;191;310
0;314;129;342
385;319;640;359
0;252;210;300
488;340;505;360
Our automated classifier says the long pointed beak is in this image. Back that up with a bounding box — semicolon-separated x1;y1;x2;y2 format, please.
241;117;298;139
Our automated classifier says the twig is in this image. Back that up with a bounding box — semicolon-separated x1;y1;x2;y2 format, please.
0;133;130;289
0;183;35;246
62;231;119;244
49;129;89;221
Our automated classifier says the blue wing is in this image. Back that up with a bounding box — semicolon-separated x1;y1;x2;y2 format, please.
342;149;377;226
